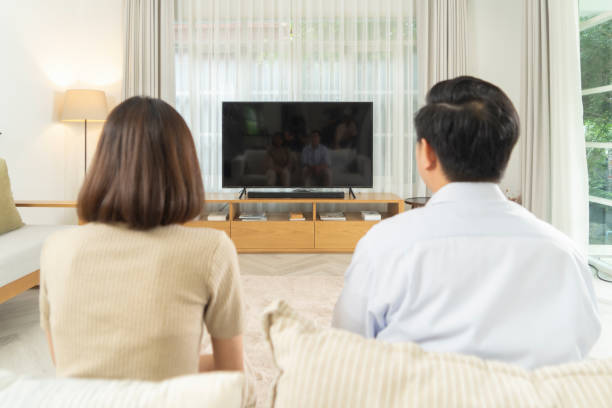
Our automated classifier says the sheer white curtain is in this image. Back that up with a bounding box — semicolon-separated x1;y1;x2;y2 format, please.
416;0;468;91
174;0;418;196
521;0;589;252
122;0;175;102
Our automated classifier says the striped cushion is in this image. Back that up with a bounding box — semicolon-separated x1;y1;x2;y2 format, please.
263;300;612;408
0;158;24;235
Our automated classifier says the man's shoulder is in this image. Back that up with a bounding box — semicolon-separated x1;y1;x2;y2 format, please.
359;202;584;261
514;210;585;261
359;208;430;252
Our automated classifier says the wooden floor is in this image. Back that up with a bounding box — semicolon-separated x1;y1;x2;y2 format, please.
1;253;611;377
238;253;351;276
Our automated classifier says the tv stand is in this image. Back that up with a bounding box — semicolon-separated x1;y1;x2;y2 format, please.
191;192;403;252
17;194;405;253
348;187;356;199
238;186;248;199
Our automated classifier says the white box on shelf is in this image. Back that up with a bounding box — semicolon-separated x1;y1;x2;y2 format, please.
238;212;267;221
319;212;346;221
361;211;381;221
207;212;228;221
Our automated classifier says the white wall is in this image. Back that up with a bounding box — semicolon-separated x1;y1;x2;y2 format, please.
0;0;525;221
467;0;523;199
0;0;123;224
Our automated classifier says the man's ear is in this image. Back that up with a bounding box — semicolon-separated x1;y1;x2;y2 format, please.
420;139;438;170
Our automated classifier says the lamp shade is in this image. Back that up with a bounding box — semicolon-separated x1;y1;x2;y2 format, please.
61;89;108;121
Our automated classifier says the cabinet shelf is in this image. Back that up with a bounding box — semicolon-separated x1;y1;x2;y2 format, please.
17;194;404;253
316;211;392;222
228;193;403;252
233;212;315;222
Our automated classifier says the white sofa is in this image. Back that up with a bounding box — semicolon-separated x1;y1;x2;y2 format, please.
0;222;68;304
230;148;372;187
0;369;244;408
0;157;70;303
230;149;271;186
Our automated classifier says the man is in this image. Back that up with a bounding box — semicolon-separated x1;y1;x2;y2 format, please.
301;130;332;187
332;76;600;369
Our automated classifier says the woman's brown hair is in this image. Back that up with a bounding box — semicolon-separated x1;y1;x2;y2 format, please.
78;96;204;230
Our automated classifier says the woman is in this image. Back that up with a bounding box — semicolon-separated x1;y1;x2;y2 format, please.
265;132;293;187
39;96;245;380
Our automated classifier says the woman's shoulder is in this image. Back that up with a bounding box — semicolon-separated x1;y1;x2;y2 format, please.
40;224;101;267
42;222;233;266
155;225;234;258
42;224;86;251
160;224;229;244
44;222;228;248
162;226;237;280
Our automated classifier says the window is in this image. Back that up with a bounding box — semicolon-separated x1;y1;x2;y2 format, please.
579;3;612;253
173;1;418;193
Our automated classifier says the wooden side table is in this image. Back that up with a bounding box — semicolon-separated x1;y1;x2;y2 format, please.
404;196;430;209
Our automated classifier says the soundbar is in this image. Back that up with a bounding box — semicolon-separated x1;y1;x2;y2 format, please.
247;190;345;199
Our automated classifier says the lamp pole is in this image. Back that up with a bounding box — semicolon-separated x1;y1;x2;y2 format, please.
84;119;88;176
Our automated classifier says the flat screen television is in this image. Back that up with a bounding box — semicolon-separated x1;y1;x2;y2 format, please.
222;102;373;188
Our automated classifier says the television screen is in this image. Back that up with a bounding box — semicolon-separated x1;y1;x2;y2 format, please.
222;102;373;188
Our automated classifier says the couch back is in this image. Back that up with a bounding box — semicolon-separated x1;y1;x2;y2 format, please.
264;300;612;408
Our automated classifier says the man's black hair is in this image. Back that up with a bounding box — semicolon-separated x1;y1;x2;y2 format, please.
414;76;520;182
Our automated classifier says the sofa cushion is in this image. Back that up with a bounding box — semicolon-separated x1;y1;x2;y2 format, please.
329;148;353;170
0;370;244;408
0;158;24;235
0;225;70;287
244;150;268;174
263;300;612;408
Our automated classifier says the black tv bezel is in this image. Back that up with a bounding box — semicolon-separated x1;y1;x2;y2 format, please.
221;101;374;189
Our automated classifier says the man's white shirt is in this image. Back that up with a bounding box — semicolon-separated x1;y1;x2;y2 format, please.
332;182;601;369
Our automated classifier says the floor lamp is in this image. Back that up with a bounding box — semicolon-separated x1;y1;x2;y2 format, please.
61;89;108;176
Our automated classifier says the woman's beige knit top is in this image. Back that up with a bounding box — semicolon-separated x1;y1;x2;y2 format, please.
39;223;244;381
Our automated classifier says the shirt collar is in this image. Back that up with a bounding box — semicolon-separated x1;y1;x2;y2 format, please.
426;182;507;206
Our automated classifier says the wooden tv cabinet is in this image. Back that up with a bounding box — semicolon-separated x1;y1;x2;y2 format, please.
16;193;404;253
186;192;404;253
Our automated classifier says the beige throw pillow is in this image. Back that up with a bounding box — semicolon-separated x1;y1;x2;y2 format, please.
0;158;24;234
264;300;612;408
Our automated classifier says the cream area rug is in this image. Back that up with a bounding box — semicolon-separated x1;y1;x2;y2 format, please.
203;275;345;407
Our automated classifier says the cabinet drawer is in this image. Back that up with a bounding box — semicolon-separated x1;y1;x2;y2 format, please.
232;221;314;249
315;221;377;249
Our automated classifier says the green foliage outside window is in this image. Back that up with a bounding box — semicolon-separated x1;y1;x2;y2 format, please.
581;19;612;200
580;14;611;244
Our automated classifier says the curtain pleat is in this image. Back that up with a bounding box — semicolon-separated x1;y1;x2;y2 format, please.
521;0;589;251
122;0;174;102
417;0;468;89
521;0;551;221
